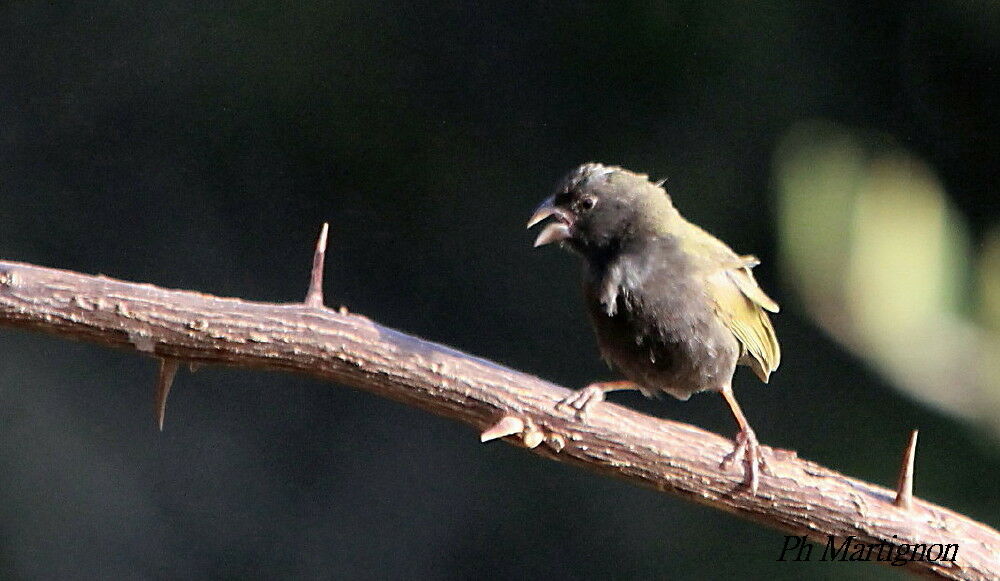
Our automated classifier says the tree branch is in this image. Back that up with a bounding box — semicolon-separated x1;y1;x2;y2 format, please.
0;257;996;580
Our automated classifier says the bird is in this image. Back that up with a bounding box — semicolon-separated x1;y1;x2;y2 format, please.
527;162;780;493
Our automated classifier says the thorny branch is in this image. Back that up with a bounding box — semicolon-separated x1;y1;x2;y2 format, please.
0;230;996;580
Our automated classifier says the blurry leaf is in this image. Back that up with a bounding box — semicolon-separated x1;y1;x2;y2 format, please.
775;121;867;327
979;227;1000;332
846;153;969;344
775;120;999;435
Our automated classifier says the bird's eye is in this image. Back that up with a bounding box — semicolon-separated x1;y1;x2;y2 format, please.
579;195;597;211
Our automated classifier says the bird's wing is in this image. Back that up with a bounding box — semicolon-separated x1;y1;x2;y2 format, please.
728;263;780;313
705;266;781;382
676;221;781;381
704;262;781;383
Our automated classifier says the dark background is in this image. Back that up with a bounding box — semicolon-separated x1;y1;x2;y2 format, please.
2;2;997;580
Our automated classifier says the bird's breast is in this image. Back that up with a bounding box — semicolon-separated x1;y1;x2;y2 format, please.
583;254;739;397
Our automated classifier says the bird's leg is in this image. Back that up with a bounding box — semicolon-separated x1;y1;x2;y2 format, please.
557;380;639;418
720;386;769;493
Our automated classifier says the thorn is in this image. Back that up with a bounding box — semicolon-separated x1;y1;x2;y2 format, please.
155;358;180;431
480;416;524;442
894;429;919;510
304;223;329;308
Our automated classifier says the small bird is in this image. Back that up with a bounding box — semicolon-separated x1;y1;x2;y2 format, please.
527;163;780;493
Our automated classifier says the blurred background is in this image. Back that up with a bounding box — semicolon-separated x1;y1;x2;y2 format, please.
1;2;997;579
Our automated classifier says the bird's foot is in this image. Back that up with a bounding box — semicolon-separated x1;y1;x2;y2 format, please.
556;384;609;418
721;427;770;494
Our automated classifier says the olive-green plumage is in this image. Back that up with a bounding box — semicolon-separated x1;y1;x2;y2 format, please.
528;162;781;492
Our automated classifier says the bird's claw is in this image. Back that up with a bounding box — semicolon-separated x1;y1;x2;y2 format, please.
556;385;607;419
721;428;770;494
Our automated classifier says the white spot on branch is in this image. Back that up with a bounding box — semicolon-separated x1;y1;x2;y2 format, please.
0;269;17;288
129;331;156;353
522;426;544;449
71;295;93;309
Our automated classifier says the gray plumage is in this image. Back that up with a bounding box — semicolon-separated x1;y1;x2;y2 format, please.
528;162;782;493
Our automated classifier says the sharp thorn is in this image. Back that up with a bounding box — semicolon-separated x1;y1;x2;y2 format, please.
480;416;524;442
155;358;180;432
893;429;919;510
304;222;329;308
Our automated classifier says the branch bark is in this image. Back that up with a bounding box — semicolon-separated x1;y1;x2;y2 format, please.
0;259;996;579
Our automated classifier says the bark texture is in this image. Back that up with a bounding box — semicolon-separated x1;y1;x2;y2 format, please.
0;260;996;579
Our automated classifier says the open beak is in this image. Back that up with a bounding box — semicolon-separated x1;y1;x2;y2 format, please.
527;196;574;247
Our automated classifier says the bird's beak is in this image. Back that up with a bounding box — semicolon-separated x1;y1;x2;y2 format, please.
527;196;574;247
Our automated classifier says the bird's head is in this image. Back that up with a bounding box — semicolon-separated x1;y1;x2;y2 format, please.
527;163;676;257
